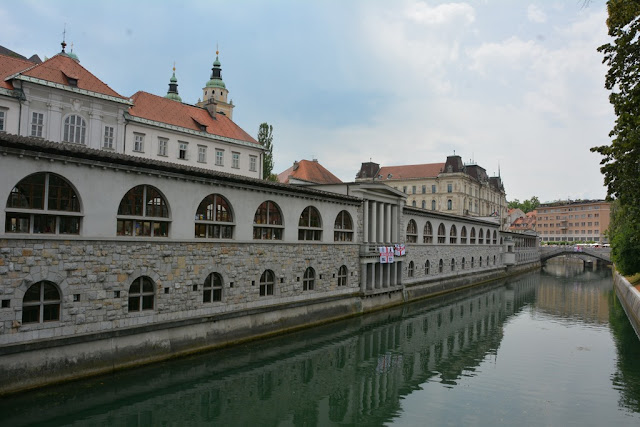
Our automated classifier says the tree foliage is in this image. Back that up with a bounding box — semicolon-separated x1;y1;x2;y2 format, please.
507;196;539;213
258;122;277;181
591;1;640;273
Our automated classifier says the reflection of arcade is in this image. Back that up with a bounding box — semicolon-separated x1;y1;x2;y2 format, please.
0;276;538;426
536;267;612;324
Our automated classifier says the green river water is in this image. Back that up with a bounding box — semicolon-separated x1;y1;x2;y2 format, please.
1;262;639;426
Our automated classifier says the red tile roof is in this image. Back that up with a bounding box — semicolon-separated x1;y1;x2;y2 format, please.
128;91;258;144
15;54;127;100
278;159;342;184
377;163;445;180
0;54;34;90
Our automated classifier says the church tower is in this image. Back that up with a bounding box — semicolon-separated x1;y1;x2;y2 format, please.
165;64;182;102
198;49;234;119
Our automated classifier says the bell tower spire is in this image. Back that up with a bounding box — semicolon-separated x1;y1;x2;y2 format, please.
198;46;234;119
165;62;182;102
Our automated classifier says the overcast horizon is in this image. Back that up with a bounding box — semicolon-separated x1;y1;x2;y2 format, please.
0;0;615;204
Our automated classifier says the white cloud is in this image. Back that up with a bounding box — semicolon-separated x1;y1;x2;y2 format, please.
406;1;475;25
527;4;547;23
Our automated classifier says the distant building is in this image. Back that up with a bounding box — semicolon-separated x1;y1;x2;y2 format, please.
536;200;610;243
278;159;342;185
509;210;537;232
0;42;264;179
356;155;508;229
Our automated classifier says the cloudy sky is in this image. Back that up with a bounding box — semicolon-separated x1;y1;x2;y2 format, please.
1;0;614;203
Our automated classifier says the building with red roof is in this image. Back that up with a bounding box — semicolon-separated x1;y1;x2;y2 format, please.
356;155;508;228
278;159;343;185
0;42;264;179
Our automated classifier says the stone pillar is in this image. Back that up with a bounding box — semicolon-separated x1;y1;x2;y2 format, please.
391;205;398;242
371;201;377;243
384;262;390;288
363;200;369;243
361;261;368;291
390;262;396;286
377;202;384;244
385;203;391;243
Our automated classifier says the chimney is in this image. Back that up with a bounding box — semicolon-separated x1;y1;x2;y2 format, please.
205;97;217;118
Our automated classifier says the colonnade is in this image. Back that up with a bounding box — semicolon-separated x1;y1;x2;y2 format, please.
361;261;402;291
363;200;399;244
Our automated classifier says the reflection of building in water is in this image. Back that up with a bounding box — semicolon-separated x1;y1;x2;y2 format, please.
535;271;611;324
3;276;537;426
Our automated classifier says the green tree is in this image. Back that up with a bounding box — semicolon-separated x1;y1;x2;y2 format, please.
507;196;539;213
591;1;640;273
258;122;277;181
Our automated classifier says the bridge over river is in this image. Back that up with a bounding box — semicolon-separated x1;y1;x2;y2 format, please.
539;246;611;264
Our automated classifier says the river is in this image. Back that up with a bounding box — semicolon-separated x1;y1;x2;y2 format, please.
1;263;639;426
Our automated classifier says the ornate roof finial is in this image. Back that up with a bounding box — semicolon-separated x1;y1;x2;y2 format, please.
166;62;181;102
61;23;67;52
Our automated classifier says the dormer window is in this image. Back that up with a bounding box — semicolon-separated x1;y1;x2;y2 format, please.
67;78;78;87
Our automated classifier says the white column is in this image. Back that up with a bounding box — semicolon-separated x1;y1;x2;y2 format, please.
391;205;398;242
371;201;377;243
377;202;384;243
361;262;368;291
385;203;391;243
363;200;369;243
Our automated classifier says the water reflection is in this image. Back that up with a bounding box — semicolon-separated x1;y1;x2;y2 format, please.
1;266;640;426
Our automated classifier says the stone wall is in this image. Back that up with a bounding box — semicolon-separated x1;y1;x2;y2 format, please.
0;238;360;346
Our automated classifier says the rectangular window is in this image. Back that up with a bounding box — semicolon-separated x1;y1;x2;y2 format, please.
432;185;436;193
447;183;452;193
31;112;44;137
158;138;168;156
403;186;407;193
422;185;426;194
178;141;188;160
412;185;416;194
134;133;145;152
249;155;257;172
103;126;114;149
198;145;207;163
215;149;224;166
232;152;240;169
0;110;5;132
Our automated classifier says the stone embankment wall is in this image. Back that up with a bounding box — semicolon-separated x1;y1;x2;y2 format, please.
613;272;640;339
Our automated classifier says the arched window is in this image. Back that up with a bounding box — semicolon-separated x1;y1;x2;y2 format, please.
421;200;426;209
431;200;436;210
493;255;497;265
486;256;490;266
408;261;415;277
425;260;430;275
406;219;417;243
303;267;315;290
334;210;353;242
462;257;466;269
438;259;444;273
117;185;170;237
63;114;86;144
22;281;61;324
128;276;155;312
260;270;275;296
447;199;452;210
337;265;348;286
423;222;433;243
449;225;457;244
470;227;476;244
493;230;498;245
479;256;483;267
451;258;455;271
299;206;322;241
195;194;233;239
460;226;467;244
412;200;416;207
471;257;475;268
6;173;81;234
478;229;484;244
487;229;492;244
253;201;283;240
203;272;223;302
437;223;446;244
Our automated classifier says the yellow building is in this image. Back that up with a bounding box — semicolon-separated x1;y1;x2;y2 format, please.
536;200;610;243
356;155;508;228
